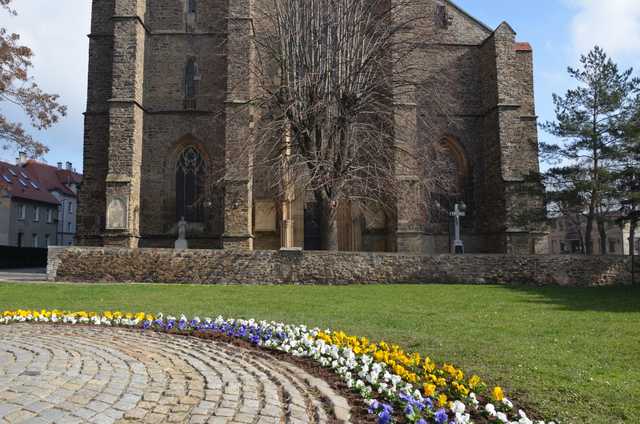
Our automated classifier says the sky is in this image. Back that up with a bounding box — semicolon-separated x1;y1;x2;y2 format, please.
1;0;640;171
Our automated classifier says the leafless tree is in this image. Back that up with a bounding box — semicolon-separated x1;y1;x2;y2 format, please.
231;0;455;250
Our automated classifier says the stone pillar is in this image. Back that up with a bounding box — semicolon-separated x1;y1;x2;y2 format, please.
77;0;115;247
391;0;423;253
492;22;544;254
393;89;424;252
223;0;254;250
102;0;146;248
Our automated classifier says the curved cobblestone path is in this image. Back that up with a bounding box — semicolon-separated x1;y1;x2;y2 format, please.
0;325;351;424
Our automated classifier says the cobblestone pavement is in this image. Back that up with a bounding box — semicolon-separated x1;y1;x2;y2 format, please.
0;325;351;424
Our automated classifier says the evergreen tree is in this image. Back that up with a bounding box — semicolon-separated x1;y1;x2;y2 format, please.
542;46;640;255
616;101;640;255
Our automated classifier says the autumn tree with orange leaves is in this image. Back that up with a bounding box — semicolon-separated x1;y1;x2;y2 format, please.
0;0;66;157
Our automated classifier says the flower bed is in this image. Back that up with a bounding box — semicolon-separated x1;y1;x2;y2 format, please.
1;310;556;424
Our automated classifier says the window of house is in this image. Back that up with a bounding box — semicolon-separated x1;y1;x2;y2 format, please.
32;234;39;248
68;222;72;233
176;146;206;222
18;204;26;220
47;208;53;223
188;0;197;14
45;234;50;246
34;206;40;222
609;240;617;254
68;202;73;214
560;242;567;253
17;232;23;247
571;240;582;253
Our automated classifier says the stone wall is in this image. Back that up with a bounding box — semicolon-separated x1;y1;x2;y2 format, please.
47;247;635;287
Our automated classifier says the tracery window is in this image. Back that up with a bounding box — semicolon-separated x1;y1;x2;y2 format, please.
176;146;206;222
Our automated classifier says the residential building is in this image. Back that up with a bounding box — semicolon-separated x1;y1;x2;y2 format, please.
24;160;82;246
0;160;59;248
0;157;83;247
548;215;640;255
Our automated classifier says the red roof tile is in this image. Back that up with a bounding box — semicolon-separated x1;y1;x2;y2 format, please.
23;160;82;198
0;161;60;205
515;42;532;52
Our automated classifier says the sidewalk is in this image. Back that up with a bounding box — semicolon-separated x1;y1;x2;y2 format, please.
0;268;47;282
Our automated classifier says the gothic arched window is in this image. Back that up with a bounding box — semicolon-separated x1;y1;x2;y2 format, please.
184;58;198;108
176;146;206;222
428;137;470;223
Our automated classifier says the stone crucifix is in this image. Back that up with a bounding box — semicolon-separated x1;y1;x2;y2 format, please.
449;202;466;254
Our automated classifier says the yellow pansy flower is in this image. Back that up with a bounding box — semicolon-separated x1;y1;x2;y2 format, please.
423;383;437;397
468;375;482;389
492;386;505;401
438;393;448;407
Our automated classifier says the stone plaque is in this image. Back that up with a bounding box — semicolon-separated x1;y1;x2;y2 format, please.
255;200;277;232
106;198;127;230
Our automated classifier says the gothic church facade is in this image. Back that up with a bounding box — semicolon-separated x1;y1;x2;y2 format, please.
78;0;545;254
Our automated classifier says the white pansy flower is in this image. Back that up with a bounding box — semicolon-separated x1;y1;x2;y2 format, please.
485;403;497;417
451;400;466;415
455;412;471;424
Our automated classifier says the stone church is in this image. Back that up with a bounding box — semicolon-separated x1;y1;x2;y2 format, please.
77;0;545;254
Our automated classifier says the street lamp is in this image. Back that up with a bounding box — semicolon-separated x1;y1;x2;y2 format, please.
450;201;467;254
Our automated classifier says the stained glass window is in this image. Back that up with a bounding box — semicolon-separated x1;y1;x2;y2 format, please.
176;146;206;222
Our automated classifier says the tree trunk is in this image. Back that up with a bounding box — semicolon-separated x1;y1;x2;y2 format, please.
585;213;595;255
630;219;637;256
316;192;339;251
597;218;607;255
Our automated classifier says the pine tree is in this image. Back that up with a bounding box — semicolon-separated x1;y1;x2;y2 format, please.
616;102;640;255
542;46;640;255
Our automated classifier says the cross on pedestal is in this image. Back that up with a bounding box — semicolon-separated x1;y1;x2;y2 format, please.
449;202;466;254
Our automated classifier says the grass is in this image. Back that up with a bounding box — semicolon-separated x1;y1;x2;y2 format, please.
0;283;638;423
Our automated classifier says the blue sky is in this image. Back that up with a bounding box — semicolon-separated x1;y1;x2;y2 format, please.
2;0;640;171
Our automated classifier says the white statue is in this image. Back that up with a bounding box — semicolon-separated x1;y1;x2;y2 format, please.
175;217;188;250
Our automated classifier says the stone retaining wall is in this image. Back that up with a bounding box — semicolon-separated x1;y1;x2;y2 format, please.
47;247;635;286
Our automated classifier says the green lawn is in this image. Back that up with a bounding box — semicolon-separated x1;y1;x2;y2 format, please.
0;283;638;423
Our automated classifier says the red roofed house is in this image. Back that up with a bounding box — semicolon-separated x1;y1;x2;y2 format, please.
0;153;82;247
24;159;83;246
